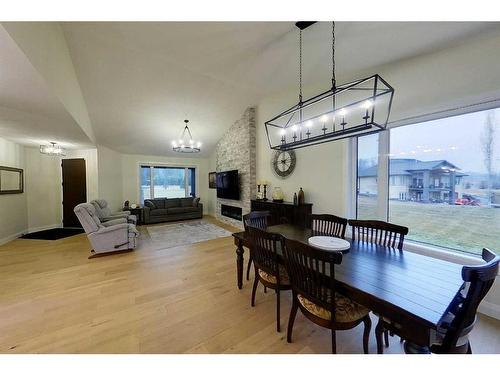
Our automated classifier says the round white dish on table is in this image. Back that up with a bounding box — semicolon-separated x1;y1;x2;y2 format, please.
308;236;350;251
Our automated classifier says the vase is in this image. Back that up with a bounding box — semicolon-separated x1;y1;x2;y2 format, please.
272;187;284;202
298;187;305;204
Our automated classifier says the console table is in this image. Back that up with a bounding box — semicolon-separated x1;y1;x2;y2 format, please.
250;199;312;228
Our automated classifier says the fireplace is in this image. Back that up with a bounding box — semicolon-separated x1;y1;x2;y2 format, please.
221;204;242;221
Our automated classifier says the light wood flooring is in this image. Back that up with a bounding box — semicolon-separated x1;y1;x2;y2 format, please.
0;217;499;354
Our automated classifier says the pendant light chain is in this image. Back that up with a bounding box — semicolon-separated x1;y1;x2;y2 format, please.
299;29;303;103
265;21;395;151
332;21;336;89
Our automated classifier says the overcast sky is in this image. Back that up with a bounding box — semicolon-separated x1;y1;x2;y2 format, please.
360;107;500;174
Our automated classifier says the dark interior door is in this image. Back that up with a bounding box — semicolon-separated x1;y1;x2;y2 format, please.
62;158;87;228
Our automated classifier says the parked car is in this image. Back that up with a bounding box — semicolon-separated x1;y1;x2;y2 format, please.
455;195;481;206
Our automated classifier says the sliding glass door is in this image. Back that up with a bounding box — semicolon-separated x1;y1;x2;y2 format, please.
140;165;196;203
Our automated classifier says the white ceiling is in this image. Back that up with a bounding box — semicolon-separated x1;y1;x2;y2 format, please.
1;22;499;156
0;26;94;150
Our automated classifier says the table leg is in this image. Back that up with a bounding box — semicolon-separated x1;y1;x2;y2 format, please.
375;319;385;354
236;240;244;289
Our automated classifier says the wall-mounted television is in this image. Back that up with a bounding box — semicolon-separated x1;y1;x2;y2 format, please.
216;170;240;200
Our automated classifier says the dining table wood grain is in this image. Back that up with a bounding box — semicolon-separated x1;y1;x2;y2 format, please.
232;224;465;351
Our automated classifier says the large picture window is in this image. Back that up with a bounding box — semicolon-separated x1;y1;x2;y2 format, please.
140;165;196;203
356;133;379;220
356;107;500;255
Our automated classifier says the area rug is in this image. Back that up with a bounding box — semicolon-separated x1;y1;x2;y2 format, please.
146;220;232;249
20;228;85;240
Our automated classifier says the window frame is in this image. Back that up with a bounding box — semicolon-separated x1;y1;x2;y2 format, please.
352;98;500;259
138;162;198;203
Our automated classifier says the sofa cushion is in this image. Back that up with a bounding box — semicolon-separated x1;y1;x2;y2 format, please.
150;208;169;216
167;207;199;214
192;197;200;207
180;197;194;207
152;199;165;209
144;200;156;209
165;198;180;208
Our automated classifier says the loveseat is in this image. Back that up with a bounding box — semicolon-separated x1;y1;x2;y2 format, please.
143;197;203;224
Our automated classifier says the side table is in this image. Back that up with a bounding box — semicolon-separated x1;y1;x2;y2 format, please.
124;206;144;225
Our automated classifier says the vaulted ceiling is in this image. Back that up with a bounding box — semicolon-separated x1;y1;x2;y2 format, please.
0;21;498;156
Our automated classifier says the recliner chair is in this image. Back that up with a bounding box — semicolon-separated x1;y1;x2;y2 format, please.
90;199;137;224
74;203;139;258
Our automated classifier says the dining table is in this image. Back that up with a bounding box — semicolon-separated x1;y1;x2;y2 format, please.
232;223;465;353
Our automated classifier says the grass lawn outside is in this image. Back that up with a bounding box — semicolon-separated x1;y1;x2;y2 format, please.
357;196;500;255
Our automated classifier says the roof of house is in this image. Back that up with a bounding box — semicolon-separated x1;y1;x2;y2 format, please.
358;158;466;177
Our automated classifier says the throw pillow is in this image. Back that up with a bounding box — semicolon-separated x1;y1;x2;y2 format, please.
144;200;156;209
193;197;200;207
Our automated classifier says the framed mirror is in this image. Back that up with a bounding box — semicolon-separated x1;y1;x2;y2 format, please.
0;166;24;194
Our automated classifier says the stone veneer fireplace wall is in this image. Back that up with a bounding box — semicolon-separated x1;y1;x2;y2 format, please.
215;107;256;228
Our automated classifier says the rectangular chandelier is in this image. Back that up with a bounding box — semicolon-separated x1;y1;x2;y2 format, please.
265;74;394;151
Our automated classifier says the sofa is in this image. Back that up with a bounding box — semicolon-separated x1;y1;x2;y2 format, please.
143;197;203;224
74;203;139;258
90;199;137;224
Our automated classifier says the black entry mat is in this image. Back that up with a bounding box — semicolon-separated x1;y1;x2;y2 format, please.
20;228;84;240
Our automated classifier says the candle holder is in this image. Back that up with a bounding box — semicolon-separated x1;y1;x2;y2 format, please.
262;183;268;201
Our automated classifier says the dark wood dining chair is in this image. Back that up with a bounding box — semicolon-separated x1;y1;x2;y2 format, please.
348;219;409;349
310;214;348;238
243;211;271;281
404;248;499;354
348;219;409;250
247;225;291;332
282;237;372;354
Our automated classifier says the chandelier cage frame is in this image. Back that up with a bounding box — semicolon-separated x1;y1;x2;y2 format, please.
172;119;201;153
265;22;394;151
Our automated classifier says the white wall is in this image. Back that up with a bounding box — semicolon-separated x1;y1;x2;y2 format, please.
256;97;350;217
24;147;62;231
121;153;210;212
97;145;123;212
0;137;27;244
2;22;96;144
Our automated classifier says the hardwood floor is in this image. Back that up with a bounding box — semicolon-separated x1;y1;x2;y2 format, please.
0;216;499;354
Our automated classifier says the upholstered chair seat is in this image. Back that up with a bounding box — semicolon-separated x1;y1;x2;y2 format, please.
258;265;290;285
90;199;136;224
297;292;370;323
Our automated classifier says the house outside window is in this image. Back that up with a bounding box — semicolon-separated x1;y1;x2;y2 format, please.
356;106;500;255
140;165;196;203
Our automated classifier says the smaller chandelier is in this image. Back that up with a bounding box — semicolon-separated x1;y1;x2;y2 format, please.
40;142;65;156
172;119;201;153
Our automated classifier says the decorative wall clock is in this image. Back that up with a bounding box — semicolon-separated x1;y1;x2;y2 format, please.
272;150;296;178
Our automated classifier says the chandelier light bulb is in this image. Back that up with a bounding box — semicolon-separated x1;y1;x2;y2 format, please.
197;142;202;148
362;100;373;109
280;129;286;135
179;140;184;144
306;120;313;128
321;115;328;123
291;125;298;132
181;144;185;149
339;108;347;116
189;139;194;145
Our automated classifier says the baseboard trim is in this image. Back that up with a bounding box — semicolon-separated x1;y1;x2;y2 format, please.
27;223;62;234
479;301;500;320
0;231;25;246
0;224;63;246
